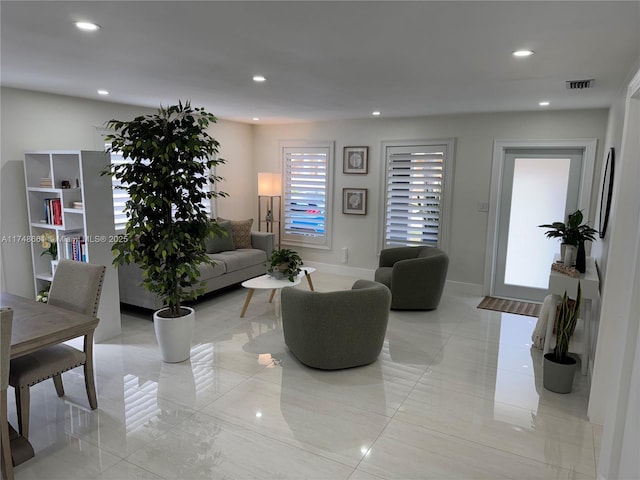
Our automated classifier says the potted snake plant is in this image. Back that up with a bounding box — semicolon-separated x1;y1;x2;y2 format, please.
543;282;581;393
102;101;227;363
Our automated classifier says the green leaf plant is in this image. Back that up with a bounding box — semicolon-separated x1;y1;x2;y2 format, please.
101;101;228;318
539;210;598;246
266;248;303;282
553;282;582;363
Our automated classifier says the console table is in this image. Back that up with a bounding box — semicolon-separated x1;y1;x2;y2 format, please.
543;257;600;375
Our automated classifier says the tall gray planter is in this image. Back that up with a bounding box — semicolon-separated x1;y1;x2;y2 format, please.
543;353;577;393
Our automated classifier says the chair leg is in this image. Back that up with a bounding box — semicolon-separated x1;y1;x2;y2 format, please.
1;390;14;480
14;386;29;440
52;375;65;397
83;364;98;410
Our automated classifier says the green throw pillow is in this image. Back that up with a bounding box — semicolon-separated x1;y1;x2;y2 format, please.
204;221;235;253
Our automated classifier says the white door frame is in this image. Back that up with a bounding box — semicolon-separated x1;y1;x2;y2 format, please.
483;138;597;296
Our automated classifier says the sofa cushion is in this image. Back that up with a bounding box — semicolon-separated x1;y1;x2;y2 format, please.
209;249;267;273
218;218;253;249
204;221;235;254
199;255;227;281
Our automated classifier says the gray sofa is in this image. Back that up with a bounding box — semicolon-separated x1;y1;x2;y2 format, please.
281;280;392;370
118;231;274;310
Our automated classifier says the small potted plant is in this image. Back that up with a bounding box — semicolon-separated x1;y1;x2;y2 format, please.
543;282;581;393
36;287;50;303
539;210;597;271
40;231;58;273
267;248;303;282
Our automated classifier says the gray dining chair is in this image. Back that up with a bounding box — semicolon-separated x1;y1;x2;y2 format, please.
9;260;105;438
1;307;14;480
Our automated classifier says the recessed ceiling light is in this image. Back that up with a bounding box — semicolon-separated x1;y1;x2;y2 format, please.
512;50;534;57
75;21;101;32
252;117;260;121
539;101;550;106
97;89;109;96
252;75;266;83
372;111;381;116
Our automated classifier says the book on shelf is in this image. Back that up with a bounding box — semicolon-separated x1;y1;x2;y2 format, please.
40;178;52;188
43;198;62;225
60;230;86;262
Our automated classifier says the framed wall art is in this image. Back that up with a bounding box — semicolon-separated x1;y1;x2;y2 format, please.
343;146;368;174
599;147;615;238
343;188;367;215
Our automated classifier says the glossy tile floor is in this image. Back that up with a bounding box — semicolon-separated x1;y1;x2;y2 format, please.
9;271;601;479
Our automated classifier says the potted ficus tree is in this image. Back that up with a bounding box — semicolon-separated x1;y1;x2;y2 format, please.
543;282;581;393
266;248;303;282
102;101;227;363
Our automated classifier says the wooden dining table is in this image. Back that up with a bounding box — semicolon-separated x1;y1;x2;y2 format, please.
0;292;99;466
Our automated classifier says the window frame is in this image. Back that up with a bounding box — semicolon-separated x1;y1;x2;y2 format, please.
379;138;455;252
280;140;334;250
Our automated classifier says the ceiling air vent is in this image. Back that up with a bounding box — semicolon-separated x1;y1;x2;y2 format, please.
566;79;594;90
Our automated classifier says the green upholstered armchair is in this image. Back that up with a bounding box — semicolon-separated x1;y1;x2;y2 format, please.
374;246;449;310
281;280;391;370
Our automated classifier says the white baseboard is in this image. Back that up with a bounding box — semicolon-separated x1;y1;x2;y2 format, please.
303;261;375;280
304;261;483;296
444;280;483;296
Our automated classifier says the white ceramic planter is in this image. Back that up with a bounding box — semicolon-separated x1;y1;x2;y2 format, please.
153;307;195;363
560;243;577;266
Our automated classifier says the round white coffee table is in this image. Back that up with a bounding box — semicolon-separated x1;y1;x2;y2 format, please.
240;267;316;317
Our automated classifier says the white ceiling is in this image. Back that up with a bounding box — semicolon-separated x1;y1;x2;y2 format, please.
2;1;639;124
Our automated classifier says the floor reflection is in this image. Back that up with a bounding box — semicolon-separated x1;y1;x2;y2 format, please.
9;273;597;480
494;313;541;426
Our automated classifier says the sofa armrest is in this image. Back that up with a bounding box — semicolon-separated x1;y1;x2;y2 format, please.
251;232;275;257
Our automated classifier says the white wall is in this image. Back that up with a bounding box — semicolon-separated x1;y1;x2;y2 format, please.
252;110;609;287
2;88;608;297
209;120;254;219
0;87;253;299
591;90;628;285
589;59;640;425
589;63;640;480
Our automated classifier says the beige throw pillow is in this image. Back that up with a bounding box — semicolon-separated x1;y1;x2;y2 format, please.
217;218;254;249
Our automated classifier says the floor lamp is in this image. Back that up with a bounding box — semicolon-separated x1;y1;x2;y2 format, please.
258;172;281;249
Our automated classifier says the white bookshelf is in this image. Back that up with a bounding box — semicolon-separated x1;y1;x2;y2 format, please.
23;150;121;341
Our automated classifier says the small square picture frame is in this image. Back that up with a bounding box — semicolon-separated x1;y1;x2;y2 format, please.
343;188;367;215
343;146;369;174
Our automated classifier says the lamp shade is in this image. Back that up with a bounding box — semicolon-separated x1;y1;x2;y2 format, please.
258;172;282;196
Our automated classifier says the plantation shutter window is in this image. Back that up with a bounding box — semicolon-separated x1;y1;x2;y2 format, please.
383;142;453;248
108;148;130;231
106;143;213;231
282;142;333;248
